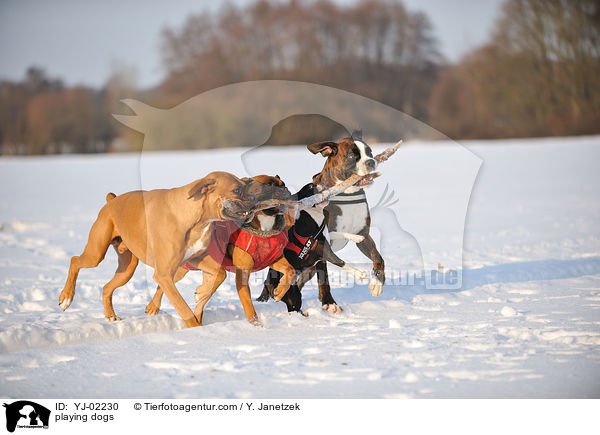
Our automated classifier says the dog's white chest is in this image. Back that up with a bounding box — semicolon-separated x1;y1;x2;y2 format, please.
327;190;369;251
184;225;210;261
333;202;369;234
257;214;275;231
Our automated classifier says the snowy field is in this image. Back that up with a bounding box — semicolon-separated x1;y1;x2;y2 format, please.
0;136;599;398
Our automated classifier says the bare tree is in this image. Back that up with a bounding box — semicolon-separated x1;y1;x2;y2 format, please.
158;0;441;122
430;0;600;138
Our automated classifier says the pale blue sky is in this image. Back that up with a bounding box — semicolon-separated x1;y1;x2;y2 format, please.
0;0;504;89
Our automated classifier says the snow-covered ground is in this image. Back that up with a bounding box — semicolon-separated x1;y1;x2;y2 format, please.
0;136;599;398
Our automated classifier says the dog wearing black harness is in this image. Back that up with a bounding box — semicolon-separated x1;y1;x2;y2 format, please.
257;182;367;314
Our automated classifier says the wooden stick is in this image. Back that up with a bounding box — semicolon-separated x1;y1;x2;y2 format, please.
374;139;403;163
251;172;381;212
249;139;401;214
298;172;381;208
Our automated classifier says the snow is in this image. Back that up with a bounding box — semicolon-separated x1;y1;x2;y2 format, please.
0;135;599;398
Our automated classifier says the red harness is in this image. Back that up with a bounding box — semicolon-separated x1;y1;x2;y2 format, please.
183;221;288;273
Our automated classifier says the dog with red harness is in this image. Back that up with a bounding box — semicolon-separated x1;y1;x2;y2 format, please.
183;218;289;274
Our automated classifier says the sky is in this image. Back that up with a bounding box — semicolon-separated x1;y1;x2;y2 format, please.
0;0;504;89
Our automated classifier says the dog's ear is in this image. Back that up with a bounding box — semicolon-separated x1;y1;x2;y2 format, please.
307;141;338;157
188;178;216;199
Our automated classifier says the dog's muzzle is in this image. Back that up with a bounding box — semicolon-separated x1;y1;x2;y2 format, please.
365;158;376;171
222;200;256;223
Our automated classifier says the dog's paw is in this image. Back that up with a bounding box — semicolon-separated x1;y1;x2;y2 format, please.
249;317;263;327
343;265;368;280
323;304;343;314
105;315;121;322
145;304;160;315
58;297;72;311
369;276;384;297
353;269;368;280
330;232;365;243
256;293;270;302
346;234;365;243
273;290;288;302
288;310;309;317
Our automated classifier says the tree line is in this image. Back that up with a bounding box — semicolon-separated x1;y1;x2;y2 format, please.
430;0;600;138
0;66;138;154
0;0;598;155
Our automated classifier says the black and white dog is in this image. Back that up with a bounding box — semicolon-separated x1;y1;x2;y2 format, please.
304;132;384;311
257;182;366;313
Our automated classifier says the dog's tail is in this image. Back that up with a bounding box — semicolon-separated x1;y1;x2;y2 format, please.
106;192;117;202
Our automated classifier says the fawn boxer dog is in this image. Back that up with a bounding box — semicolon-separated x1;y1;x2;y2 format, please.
58;171;277;327
300;132;384;311
145;175;295;325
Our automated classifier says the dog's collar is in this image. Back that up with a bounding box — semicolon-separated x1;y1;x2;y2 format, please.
334;188;365;197
240;214;286;237
328;189;367;205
